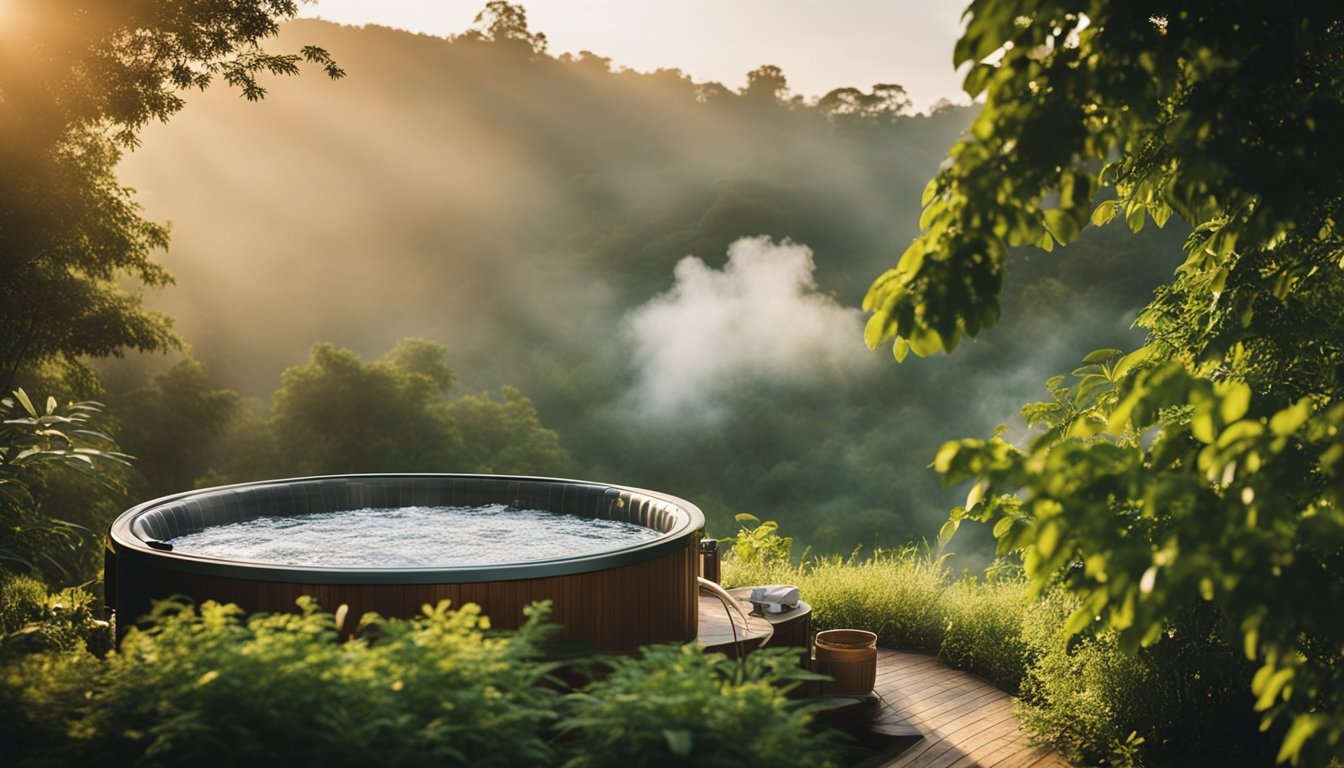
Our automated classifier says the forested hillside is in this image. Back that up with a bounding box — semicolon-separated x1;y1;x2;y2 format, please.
108;17;1181;554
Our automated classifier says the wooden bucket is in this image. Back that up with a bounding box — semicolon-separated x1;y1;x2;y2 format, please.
813;629;878;696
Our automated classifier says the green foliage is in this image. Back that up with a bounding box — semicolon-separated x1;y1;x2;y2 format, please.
259;339;567;479
722;513;794;566
111;359;241;497
940;354;1344;763
864;1;1343;360
722;540;952;655
0;390;128;582
559;644;839;768
1018;600;1272;767
440;386;568;475
0;596;848;767
0;0;342;391
864;1;1344;761
0;573;107;660
269;341;467;475
1;597;559;767
938;572;1031;692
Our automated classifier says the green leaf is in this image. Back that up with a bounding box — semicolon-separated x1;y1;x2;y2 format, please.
1112;345;1157;379
662;729;694;757
1091;199;1120;226
1125;202;1147;233
893;337;910;363
1217;382;1252;423
938;519;960;549
933;442;961;474
906;327;945;357
14;389;37;418
965;481;986;511
1042;209;1081;245
921;176;940;206
1191;411;1216;444
864;311;891;350
1255;667;1294;711
1276;715;1325;765
1269;400;1312;436
1064;590;1107;635
1216;420;1264;448
1082;348;1123;365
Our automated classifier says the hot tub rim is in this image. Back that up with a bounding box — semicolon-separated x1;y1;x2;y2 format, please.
108;473;705;585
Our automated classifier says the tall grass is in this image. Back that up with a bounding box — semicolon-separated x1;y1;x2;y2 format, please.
725;546;951;652
722;545;1030;691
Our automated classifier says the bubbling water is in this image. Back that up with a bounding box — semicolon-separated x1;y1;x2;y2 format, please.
168;504;662;567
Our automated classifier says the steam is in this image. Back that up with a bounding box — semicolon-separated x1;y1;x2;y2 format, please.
624;236;871;418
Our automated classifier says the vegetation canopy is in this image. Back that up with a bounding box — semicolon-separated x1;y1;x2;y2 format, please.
0;0;342;392
873;2;1344;763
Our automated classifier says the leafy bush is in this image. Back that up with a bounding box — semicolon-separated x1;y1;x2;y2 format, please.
0;572;108;659
559;644;839;768
1018;598;1275;767
1;598;560;767
0;390;128;583
722;513;794;566
0;596;848;767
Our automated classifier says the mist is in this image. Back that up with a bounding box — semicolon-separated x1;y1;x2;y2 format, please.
109;19;1183;559
624;237;871;420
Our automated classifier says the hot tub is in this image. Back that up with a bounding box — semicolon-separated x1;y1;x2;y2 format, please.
106;474;704;653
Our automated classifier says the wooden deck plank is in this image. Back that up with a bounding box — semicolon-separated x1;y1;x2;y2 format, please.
867;650;1072;768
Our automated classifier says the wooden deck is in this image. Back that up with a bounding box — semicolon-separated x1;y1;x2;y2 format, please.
862;649;1071;768
694;590;1069;767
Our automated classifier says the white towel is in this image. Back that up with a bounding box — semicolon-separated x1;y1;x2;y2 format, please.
750;584;800;606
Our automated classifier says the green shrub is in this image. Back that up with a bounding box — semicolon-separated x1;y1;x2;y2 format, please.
1018;599;1275;767
0;572;108;659
1;597;559;767
722;514;794;566
938;574;1030;692
559;644;839;768
0;597;854;767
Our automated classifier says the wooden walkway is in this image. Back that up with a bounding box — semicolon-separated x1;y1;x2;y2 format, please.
864;649;1071;768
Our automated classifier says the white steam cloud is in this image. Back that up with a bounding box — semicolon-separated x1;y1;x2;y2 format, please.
624;236;872;418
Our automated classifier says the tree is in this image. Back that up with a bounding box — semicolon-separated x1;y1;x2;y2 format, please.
266;339;568;478
442;387;568;476
865;2;1344;763
818;83;911;120
459;1;548;56
0;0;342;392
869;84;912;117
111;359;241;497
741;65;790;106
269;342;464;476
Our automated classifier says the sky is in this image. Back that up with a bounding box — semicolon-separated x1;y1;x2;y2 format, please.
296;0;970;112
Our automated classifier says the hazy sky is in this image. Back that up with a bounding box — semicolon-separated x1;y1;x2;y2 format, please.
297;0;969;111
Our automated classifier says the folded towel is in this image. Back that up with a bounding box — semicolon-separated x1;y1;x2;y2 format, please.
750;584;800;607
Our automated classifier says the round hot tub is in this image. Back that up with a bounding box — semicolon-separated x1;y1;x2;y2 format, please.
106;475;704;653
